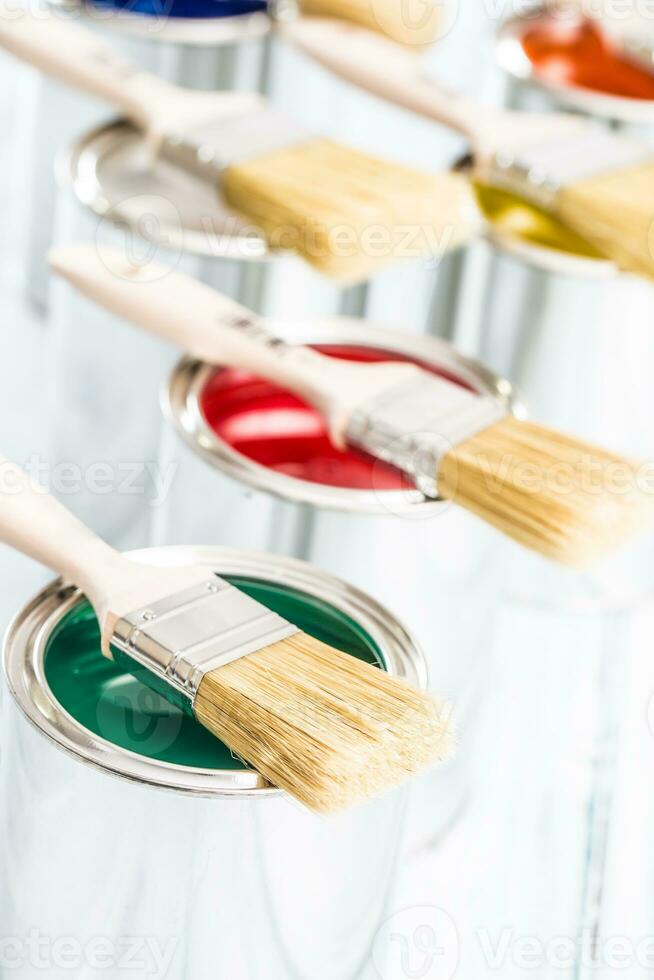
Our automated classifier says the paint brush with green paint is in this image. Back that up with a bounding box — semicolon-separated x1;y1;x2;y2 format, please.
0;457;452;813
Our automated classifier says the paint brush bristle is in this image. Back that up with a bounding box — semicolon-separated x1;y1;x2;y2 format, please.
557;162;654;281
299;0;443;45
222;142;477;280
195;632;453;813
439;416;653;566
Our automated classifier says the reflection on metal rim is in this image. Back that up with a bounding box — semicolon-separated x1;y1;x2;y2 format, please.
61;118;273;261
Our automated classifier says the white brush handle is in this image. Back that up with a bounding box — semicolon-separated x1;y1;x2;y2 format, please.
282;18;486;141
0;457;213;656
282;18;582;160
49;244;422;446
0;4;180;129
0;457;132;608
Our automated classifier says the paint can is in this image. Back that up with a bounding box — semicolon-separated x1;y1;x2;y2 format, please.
1;544;425;980
52;0;273;41
46;107;275;549
486;2;654;463
496;5;654;124
433;19;654;961
446;6;654;584
24;1;270;311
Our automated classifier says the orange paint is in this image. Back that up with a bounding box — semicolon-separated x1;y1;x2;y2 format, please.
522;19;654;100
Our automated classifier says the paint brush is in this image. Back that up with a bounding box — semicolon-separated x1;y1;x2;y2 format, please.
0;455;451;812
291;0;443;45
0;5;475;281
283;16;654;279
50;244;654;566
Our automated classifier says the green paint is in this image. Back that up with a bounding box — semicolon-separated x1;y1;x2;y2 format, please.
475;183;605;260
44;575;384;770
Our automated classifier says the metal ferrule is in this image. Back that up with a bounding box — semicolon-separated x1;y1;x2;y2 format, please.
489;128;652;211
111;578;298;705
163;107;312;182
345;374;508;498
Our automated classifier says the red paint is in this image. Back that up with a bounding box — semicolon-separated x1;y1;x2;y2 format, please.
199;345;469;492
521;19;654;100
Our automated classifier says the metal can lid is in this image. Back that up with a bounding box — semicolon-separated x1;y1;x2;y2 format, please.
3;546;426;798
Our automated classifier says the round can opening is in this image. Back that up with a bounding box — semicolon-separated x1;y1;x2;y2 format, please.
43;574;383;771
199;344;471;493
496;9;654;126
519;17;654;102
165;320;520;516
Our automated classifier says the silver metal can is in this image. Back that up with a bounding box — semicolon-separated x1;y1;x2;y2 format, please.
448;6;654;587
440;21;654;964
24;5;270;310
496;5;654;126
1;544;424;980
47;106;275;549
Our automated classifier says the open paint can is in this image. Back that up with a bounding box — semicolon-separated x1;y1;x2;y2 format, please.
454;9;654;469
26;3;270;310
46;111;275;550
49;0;273;44
496;5;654;124
456;183;654;469
2;544;423;980
445;33;654;960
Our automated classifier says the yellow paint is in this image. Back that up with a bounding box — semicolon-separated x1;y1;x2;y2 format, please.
474;183;604;260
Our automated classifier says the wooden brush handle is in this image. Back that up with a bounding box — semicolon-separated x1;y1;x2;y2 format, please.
49;243;422;446
282;17;487;141
0;456;130;606
0;456;215;656
0;4;180;129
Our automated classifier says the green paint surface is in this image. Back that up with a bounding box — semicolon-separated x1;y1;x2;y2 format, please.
475;183;605;260
44;575;384;770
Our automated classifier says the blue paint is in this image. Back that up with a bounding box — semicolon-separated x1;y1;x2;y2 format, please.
87;0;268;21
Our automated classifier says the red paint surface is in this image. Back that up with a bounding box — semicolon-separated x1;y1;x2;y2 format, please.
199;345;469;491
521;19;654;100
